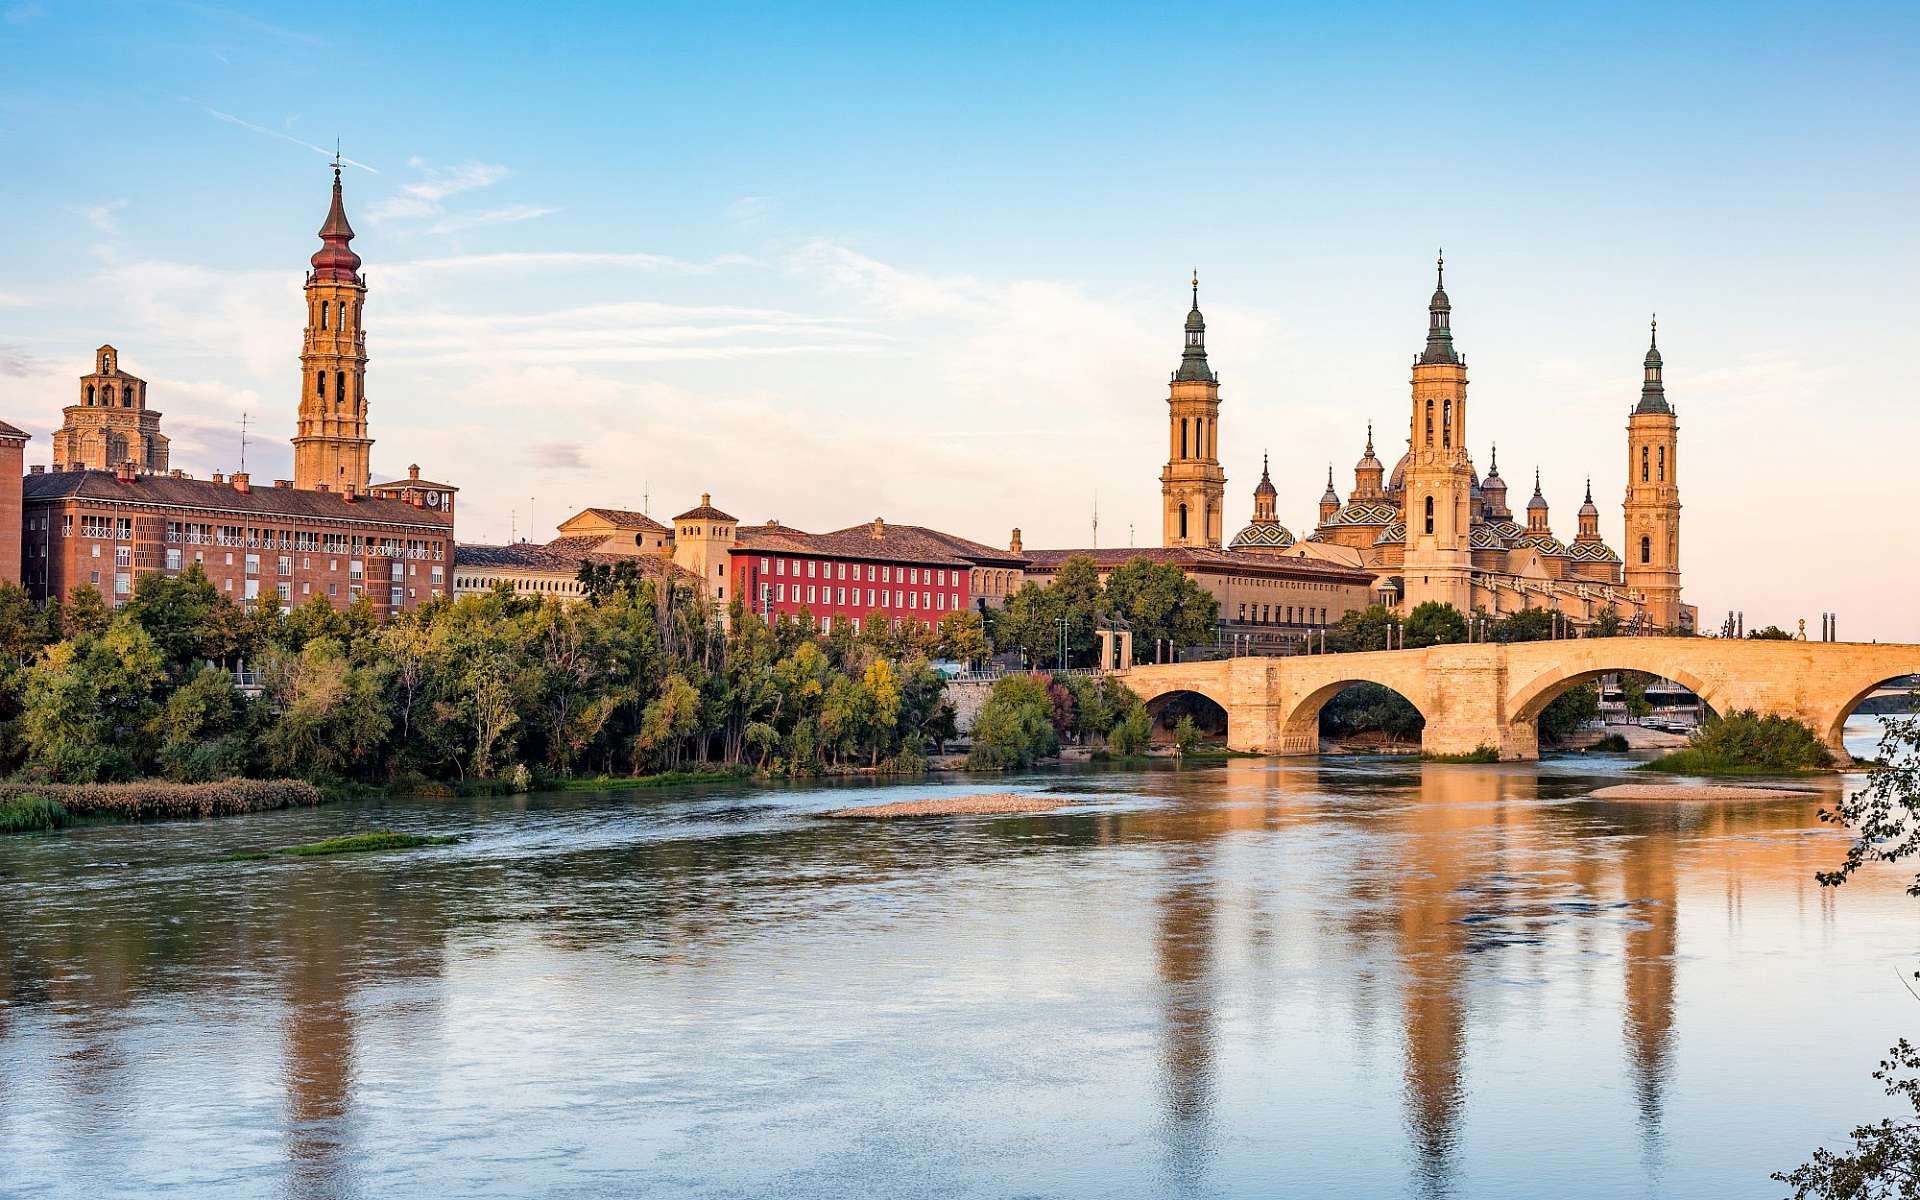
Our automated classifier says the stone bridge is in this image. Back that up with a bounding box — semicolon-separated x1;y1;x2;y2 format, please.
1119;637;1920;762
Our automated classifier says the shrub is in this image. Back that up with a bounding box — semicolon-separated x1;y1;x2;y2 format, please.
1538;683;1601;745
1591;733;1631;753
0;795;70;834
274;830;457;857
1108;705;1152;757
1173;715;1201;755
969;674;1060;769
0;778;322;820
1640;709;1834;774
1425;746;1500;764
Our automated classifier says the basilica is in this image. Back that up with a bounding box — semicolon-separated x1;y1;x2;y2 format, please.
1165;259;1696;633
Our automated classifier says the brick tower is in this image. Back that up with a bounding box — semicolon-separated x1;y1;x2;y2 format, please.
1399;254;1475;614
1624;318;1682;628
52;345;169;473
293;162;373;493
1160;272;1226;548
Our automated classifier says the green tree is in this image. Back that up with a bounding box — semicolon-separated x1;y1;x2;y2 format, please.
155;663;250;781
1326;604;1401;653
1403;601;1468;648
1537;682;1600;745
1618;671;1655;721
61;584;112;639
1774;1039;1920;1198
968;673;1060;768
1172;715;1201;755
1748;624;1796;640
21;620;166;781
935;610;991;666
637;672;700;771
1586;607;1624;638
1490;607;1556;643
1102;558;1219;662
1820;703;1920;894
1109;702;1152;756
259;638;391;780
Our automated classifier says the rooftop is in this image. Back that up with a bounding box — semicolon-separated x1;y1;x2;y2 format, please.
23;468;453;528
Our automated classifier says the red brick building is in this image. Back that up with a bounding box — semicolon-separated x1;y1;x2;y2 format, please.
21;465;452;614
0;421;25;587
731;518;977;632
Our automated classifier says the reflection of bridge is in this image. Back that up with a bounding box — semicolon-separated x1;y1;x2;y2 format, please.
1119;637;1920;762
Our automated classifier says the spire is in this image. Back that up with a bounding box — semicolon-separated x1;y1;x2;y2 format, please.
1578;476;1600;517
1254;450;1277;497
1175;270;1214;382
1528;467;1547;508
1419;249;1459;365
1487;442;1499;477
310;160;363;283
1635;313;1671;414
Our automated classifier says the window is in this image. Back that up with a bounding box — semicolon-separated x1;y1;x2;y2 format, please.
115;573;130;596
279;556;292;576
1641;446;1649;482
1425;399;1434;445
320;301;329;330
245;554;260;576
329;583;337;597
1640;536;1651;564
165;548;181;571
808;586;816;604
115;546;129;566
390;586;403;608
1442;399;1452;448
1196;417;1205;459
244;579;259;600
1657;446;1666;481
837;587;847;605
1179;504;1189;539
1180;418;1189;459
761;557;770;571
278;583;291;603
777;559;787;576
777;583;786;602
1424;496;1435;535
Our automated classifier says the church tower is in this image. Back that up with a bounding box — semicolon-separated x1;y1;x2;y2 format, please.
1399;254;1474;613
1624;318;1682;628
1160;273;1226;548
293;163;373;493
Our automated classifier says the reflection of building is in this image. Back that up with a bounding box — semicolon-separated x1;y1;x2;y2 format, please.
51;345;170;473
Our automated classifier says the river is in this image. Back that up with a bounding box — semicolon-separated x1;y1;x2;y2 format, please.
0;717;1913;1199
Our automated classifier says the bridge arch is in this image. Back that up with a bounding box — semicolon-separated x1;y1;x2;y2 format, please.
1127;676;1235;746
1814;670;1920;758
1280;676;1431;756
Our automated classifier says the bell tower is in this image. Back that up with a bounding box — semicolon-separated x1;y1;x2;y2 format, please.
1160;272;1226;548
293;161;373;493
1624;317;1682;628
1399;253;1474;613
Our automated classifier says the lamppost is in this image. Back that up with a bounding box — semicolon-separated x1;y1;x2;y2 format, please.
1056;616;1069;671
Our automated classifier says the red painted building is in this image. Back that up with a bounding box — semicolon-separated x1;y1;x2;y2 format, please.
0;420;25;587
730;518;973;631
20;465;453;614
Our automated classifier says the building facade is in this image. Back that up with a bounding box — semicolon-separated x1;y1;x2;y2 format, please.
50;345;170;473
733;517;974;631
21;466;451;613
293;163;375;495
0;421;24;586
1160;273;1227;549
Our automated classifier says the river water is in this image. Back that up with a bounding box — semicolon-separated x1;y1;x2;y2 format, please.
0;718;1914;1199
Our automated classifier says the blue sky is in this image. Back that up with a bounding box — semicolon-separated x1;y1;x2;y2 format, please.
2;2;1917;635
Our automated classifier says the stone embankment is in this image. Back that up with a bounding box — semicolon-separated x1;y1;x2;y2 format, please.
1590;784;1819;803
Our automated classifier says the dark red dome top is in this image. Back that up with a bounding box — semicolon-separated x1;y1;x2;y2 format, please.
310;167;363;283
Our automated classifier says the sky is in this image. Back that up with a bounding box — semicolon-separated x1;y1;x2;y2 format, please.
1;2;1916;637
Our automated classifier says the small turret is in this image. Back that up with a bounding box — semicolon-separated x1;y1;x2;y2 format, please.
1575;477;1602;544
1174;270;1215;383
1481;443;1510;519
1352;422;1385;500
1418;251;1460;366
1318;463;1341;523
1526;468;1550;534
1635;315;1671;414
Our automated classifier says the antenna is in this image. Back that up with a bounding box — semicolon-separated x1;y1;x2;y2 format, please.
510;509;516;543
1092;491;1099;549
643;481;650;516
238;412;248;472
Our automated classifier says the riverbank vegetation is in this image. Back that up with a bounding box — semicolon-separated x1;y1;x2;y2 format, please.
967;671;1153;769
0;795;70;834
1638;710;1834;775
0;778;321;819
0;570;965;790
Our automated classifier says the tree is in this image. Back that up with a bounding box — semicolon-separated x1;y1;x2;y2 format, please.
637;672;700;771
1774;1039;1920;1198
968;673;1059;768
1403;601;1468;648
1172;715;1200;755
1102;558;1218;661
1820;704;1920;894
1109;704;1152;756
61;584;111;639
1490;607;1556;644
1537;683;1600;745
259;638;391;780
123;565;223;677
1618;671;1655;721
935;610;991;666
1326;604;1400;653
156;663;250;781
1586;607;1624;638
20;620;165;781
1748;624;1796;640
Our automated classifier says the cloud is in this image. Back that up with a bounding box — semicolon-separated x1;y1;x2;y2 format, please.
0;290;28;307
367;161;510;221
379;250;756;286
529;441;588;469
424;205;558;236
0;342;48;377
82;199;128;235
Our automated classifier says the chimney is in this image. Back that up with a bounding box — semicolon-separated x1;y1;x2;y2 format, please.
408;464;421;480
343;483;356;503
315;482;330;492
700;492;712;507
274;479;292;489
1009;527;1023;554
212;472;225;484
231;472;251;494
116;460;136;484
870;517;885;540
169;469;183;479
28;464;43;475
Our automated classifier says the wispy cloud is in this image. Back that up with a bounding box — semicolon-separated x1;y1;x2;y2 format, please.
367;160;509;221
530;441;588;470
0;342;47;377
199;105;378;171
425;205;558;236
82;199;128;235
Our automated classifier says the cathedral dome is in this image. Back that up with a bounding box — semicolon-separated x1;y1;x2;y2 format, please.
1230;521;1297;551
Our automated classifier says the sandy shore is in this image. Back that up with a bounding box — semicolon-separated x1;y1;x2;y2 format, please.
1589;783;1820;803
823;793;1072;819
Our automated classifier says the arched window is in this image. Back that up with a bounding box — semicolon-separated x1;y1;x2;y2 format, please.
85;385;94;405
1179;503;1189;539
316;373;326;400
102;385;114;405
124;384;134;408
1442;399;1452;448
1640;535;1651;564
1641;446;1649;481
336;371;346;408
1657;445;1666;481
1196;417;1206;460
1180;419;1188;459
1424;495;1435;535
320;301;329;330
1425;399;1435;446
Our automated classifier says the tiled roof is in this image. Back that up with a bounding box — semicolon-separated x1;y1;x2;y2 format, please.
22;469;452;529
1023;545;1374;584
674;498;737;522
455;539;696;581
573;506;669;533
1229;522;1297;549
1322;499;1399;527
832;523;1029;567
738;522;971;567
1566;540;1622;563
372;476;459;492
0;419;27;440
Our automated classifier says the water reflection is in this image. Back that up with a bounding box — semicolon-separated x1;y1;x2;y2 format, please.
0;728;1909;1199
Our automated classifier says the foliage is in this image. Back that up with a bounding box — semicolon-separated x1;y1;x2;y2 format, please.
0;778;320;819
1773;1039;1920;1198
1424;746;1500;764
1748;624;1797;641
1618;670;1655;720
1818;704;1920;894
1402;601;1468;648
968;673;1061;768
1488;607;1556;643
1325;604;1401;653
270;830;459;857
0;578;959;787
0;795;69;834
1320;683;1424;743
935;610;992;666
1586;607;1625;638
1172;715;1201;755
1108;704;1153;757
555;765;753;790
1538;683;1601;745
1100;558;1219;661
1639;709;1834;775
989;556;1218;668
1591;733;1630;753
